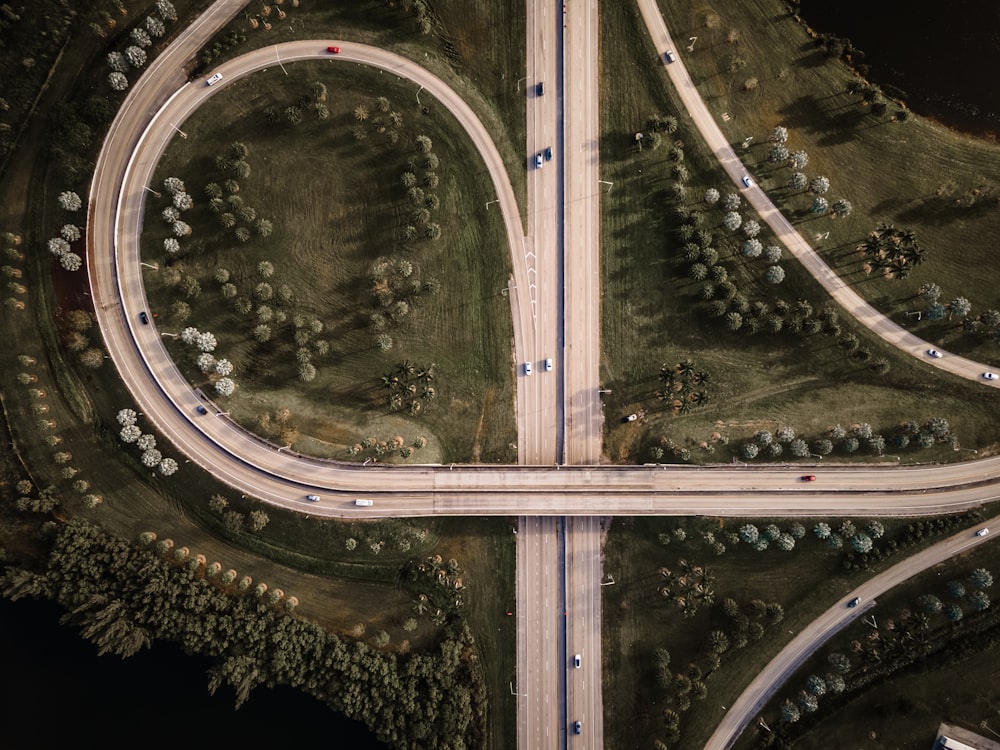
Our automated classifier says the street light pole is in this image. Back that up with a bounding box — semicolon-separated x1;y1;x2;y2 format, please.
168;122;188;139
275;46;287;75
143;185;162;199
516;76;529;91
140;262;159;270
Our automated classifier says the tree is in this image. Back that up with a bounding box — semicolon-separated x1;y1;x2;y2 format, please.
765;265;785;284
770;126;789;144
107;51;128;73
156;0;178;21
805;675;827;696
58;191;83;211
249;510;269;531
158;458;179;476
141;448;162;467
79;348;105;369
810;197;828;214
739;524;759;543
131;27;152;47
787;172;807;191
163;238;180;254
108;72;129;91
124;46;147;68
743;219;761;238
831;198;853;217
722;192;741;211
60;253;82;271
723;212;742;231
787;150;809;170
215;378;235;396
789;439;809;457
704;188;720;205
809;176;830;195
145;15;166;37
780;699;801;723
969;568;993;590
918;282;942;303
767;145;789;164
969;590;991;612
949;297;972;319
171;221;190;237
944;602;964;622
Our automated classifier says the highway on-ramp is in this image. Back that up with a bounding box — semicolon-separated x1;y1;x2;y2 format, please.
705;515;1000;749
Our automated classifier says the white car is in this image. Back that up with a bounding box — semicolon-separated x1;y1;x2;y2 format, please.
306;494;320;502
355;498;374;507
741;175;753;188
574;654;581;668
524;362;532;376
983;372;998;381
544;358;553;372
206;73;223;86
534;153;543;169
665;50;676;63
927;349;942;358
976;528;990;537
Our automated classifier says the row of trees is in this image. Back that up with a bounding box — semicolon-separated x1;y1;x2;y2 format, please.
116;408;179;475
1;518;487;748
740;418;957;461
104;1;178;92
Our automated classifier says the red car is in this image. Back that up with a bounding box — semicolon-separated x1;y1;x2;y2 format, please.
327;46;340;54
801;475;816;482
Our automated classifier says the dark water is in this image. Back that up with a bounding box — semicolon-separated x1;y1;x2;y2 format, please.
799;0;1000;134
0;596;385;749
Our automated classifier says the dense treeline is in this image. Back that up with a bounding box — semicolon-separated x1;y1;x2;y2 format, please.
2;519;487;749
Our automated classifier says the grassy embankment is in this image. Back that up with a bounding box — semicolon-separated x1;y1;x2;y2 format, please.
597;0;1000;465
0;2;520;745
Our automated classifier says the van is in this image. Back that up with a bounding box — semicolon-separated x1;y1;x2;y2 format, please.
355;498;374;507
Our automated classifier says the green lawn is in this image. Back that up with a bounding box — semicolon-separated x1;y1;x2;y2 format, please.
601;509;994;749
598;0;1000;466
144;61;515;463
658;0;1000;362
735;541;1000;750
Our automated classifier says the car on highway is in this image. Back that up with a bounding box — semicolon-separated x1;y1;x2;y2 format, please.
574;654;581;668
523;361;532;376
535;153;543;169
927;349;943;358
196;405;208;415
544;358;553;372
545;146;553;161
327;46;340;53
306;495;320;502
573;720;582;734
355;498;374;507
206;73;223;86
139;311;149;325
847;596;862;608
536;81;544;96
664;50;676;63
977;528;990;537
984;372;998;381
741;175;754;188
801;474;816;482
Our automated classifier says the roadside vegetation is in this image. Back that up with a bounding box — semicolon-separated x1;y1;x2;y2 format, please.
602;508;993;749
737;542;1000;750
0;1;519;747
143;61;515;463
598;0;1000;466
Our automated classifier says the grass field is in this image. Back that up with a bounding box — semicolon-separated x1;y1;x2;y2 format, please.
601;508;996;749
144;60;516;463
734;542;1000;750
598;0;1000;465
0;3;520;745
658;0;1000;362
